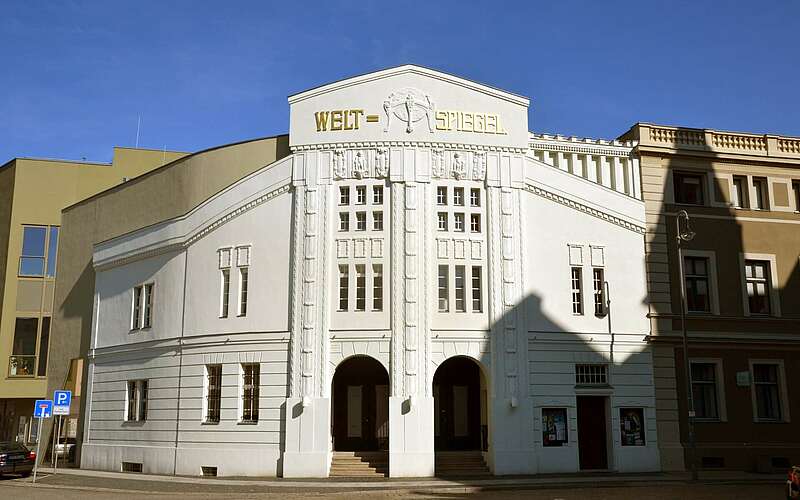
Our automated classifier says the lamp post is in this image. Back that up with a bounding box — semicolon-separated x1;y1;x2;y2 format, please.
675;209;697;481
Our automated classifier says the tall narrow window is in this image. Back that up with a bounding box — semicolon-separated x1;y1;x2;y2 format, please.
470;188;481;207
338;265;349;311
126;380;148;422
373;185;384;204
685;257;710;313
437;186;447;205
356;185;366;205
339;186;350;205
220;270;230;318
471;267;482;313
752;177;768;210
437;212;448;231
454;213;465;232
593;268;605;316
470;214;481;233
356;212;367;231
373;211;383;231
691;362;719;420
793;181;800;212
142;284;153;328
372;264;383;311
126;381;137;421
339;213;349;232
732;176;748;208
753;363;782;421
438;265;449;312
355;265;366;311
241;364;259;423
455;266;466;312
205;364;222;423
18;226;47;277
453;187;464;206
36;317;50;377
46;227;59;277
132;285;143;329
138;380;148;421
744;260;771;315
571;267;583;315
238;267;249;317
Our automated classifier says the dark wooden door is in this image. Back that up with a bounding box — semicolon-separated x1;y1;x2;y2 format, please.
577;396;608;470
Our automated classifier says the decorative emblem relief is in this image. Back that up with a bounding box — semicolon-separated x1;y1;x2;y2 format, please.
383;87;435;134
430;150;487;181
331;149;390;180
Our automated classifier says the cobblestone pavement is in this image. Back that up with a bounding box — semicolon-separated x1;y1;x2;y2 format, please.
0;473;784;499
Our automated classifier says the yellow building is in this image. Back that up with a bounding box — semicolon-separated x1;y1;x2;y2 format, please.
0;148;187;445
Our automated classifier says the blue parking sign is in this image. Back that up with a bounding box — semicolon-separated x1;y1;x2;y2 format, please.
53;390;72;415
33;399;53;418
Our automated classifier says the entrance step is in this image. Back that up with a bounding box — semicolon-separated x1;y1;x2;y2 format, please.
435;451;491;477
330;451;388;478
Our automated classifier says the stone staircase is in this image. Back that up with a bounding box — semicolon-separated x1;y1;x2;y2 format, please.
330;451;388;477
435;451;491;477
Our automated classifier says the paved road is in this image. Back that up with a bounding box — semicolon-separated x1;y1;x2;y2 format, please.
0;475;785;499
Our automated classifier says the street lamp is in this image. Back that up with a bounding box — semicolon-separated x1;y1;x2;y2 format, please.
675;209;697;481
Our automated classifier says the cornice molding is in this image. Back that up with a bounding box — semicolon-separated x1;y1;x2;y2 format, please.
524;183;645;234
291;140;527;155
528;139;634;158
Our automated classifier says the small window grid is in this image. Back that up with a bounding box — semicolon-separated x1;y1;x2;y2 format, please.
336;263;383;313
571;267;583;315
337;180;386;235
437;264;483;314
434;183;484;236
575;364;607;385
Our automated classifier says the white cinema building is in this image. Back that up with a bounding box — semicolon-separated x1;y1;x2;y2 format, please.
81;65;660;477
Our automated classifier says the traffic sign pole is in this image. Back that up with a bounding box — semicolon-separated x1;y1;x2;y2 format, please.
33;417;43;483
53;416;61;473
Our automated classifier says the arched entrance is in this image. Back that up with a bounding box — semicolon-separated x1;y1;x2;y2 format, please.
331;356;389;451
432;356;487;451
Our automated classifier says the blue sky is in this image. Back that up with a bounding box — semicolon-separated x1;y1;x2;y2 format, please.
1;1;798;163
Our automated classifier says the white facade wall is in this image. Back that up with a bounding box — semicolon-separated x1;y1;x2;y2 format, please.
82;65;658;478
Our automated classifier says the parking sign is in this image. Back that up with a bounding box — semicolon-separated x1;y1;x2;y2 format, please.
33;399;53;419
53;390;72;416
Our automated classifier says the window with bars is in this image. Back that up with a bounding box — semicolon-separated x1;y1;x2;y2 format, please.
744;260;771;315
241;364;259;423
339;213;349;232
125;379;148;422
471;267;482;312
571;267;583;315
373;185;384;204
438;265;449;312
373;211;383;231
339;186;350;205
454;213;465;232
205;365;222;423
684;256;710;313
437;212;448;231
356;186;366;205
691;362;719;420
470;188;480;207
455;265;466;312
373;264;383;311
470;214;481;233
338;265;349;311
356;212;367;231
753;363;782;421
238;268;248;317
220;270;230;318
592;268;605;316
355;265;366;311
575;364;608;385
437;186;447;205
453;187;464;206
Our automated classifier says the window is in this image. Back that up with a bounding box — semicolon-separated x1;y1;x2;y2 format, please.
220;270;230;318
752;177;768;210
571;267;583;315
356;212;366;231
46;228;59;277
592;268;605;316
732;176;748;208
9;318;37;376
373;265;383;311
752;363;782;421
241;364;259;423
355;265;366;311
356;185;366;205
575;364;607;385
691;362;720;420
339;186;350;205
684;257;710;313
470;188;481;207
36;317;50;377
470;214;481;233
238;268;248;317
373;211;383;231
744;260;771;315
437;186;447;205
453;187;464;206
437;212;448;231
19;226;59;278
142;284;153;328
793;181;800;212
471;267;482;312
125;380;148;422
454;266;466;312
454;213;465;232
338;265;349;311
619;408;645;446
373;185;384;204
674;172;705;205
438;265;449;312
339;213;349;232
131;284;154;329
132;286;142;328
205;365;222;423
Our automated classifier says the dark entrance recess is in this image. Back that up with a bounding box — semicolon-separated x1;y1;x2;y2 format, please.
433;357;482;451
331;356;389;451
577;395;609;470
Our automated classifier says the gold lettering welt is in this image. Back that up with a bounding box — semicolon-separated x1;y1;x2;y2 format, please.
315;109;364;131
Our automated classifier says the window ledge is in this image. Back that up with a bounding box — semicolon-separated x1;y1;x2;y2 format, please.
237;421;258;425
201;421;220;426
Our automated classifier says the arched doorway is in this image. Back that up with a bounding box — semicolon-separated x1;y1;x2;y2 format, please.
432;356;487;451
331;356;389;451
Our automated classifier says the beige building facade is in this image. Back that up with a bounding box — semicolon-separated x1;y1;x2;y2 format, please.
0;148;188;447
